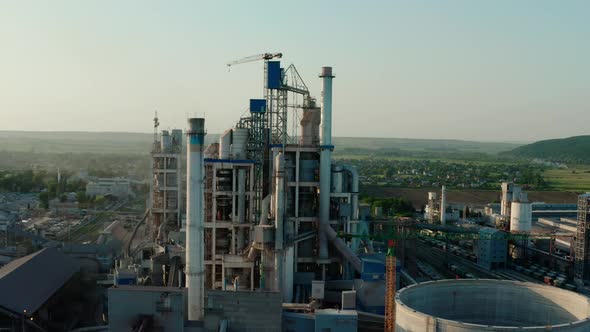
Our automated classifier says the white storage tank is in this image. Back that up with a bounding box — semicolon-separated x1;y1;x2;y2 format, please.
231;128;248;159
511;201;532;233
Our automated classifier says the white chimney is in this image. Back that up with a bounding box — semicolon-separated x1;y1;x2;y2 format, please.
186;118;206;321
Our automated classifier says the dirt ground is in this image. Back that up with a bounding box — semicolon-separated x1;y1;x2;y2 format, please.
362;185;579;208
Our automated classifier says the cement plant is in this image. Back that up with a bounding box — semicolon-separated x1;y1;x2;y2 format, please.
1;53;590;332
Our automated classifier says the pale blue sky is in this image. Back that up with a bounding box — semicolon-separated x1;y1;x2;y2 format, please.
1;1;588;142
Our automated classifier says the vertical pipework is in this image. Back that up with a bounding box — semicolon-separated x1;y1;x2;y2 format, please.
186;118;206;321
275;153;285;251
237;168;246;251
319;67;335;260
342;165;359;221
440;185;447;225
342;165;360;253
274;153;285;293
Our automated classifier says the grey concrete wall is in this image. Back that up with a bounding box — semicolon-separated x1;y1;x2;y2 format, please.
205;290;282;332
108;286;186;332
396;279;590;332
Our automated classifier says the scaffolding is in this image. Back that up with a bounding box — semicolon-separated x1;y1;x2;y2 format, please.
574;195;590;283
247;103;266;224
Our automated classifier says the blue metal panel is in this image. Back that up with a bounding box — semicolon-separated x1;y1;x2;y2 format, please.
362;259;385;274
250;99;267;113
116;278;136;285
267;61;282;89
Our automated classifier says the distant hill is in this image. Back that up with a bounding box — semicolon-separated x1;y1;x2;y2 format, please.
503;135;590;164
0;131;520;155
333;137;520;154
0;131;219;154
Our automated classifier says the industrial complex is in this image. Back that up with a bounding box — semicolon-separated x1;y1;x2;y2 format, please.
2;53;590;332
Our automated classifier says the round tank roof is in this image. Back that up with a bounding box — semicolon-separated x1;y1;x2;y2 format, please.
396;279;590;331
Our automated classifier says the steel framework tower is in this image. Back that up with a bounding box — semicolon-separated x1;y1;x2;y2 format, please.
266;64;310;145
246;100;267;224
149;114;183;241
574;194;590;284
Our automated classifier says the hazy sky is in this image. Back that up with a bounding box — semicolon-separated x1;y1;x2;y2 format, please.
1;1;588;142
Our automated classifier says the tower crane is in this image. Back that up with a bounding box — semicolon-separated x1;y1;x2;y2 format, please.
226;52;283;68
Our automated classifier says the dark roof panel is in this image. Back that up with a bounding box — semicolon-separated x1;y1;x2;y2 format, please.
0;248;79;315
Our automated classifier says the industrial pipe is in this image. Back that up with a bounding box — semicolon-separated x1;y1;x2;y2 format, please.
275;153;285;250
321;222;362;273
341;164;360;254
274;153;285;293
341;165;359;220
186;118;206;321
237;168;246;251
318;66;334;260
317;67;362;273
260;195;271;225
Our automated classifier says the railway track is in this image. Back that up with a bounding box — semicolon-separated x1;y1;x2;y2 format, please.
418;239;541;283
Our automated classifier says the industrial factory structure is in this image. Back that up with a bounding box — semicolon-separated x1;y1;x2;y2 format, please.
424;185;459;224
107;54;590;332
148;118;184;244
112;55;377;331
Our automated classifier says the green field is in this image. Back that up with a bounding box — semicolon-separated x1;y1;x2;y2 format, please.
333;153;509;165
544;166;590;191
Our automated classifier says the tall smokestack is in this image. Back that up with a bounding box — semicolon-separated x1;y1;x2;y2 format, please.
319;67;334;261
186;118;205;321
440;185;447;225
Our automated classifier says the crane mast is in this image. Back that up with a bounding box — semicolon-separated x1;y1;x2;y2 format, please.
385;240;396;332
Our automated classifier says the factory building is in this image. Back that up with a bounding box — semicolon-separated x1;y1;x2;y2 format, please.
113;58;376;331
424;187;459;224
476;228;507;270
0;248;87;331
486;202;578;223
192;65;366;302
86;177;132;198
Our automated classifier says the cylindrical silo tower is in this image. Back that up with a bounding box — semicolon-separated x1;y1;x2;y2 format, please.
510;201;532;233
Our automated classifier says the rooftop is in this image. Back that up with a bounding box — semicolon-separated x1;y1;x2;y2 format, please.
0;248;79;315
